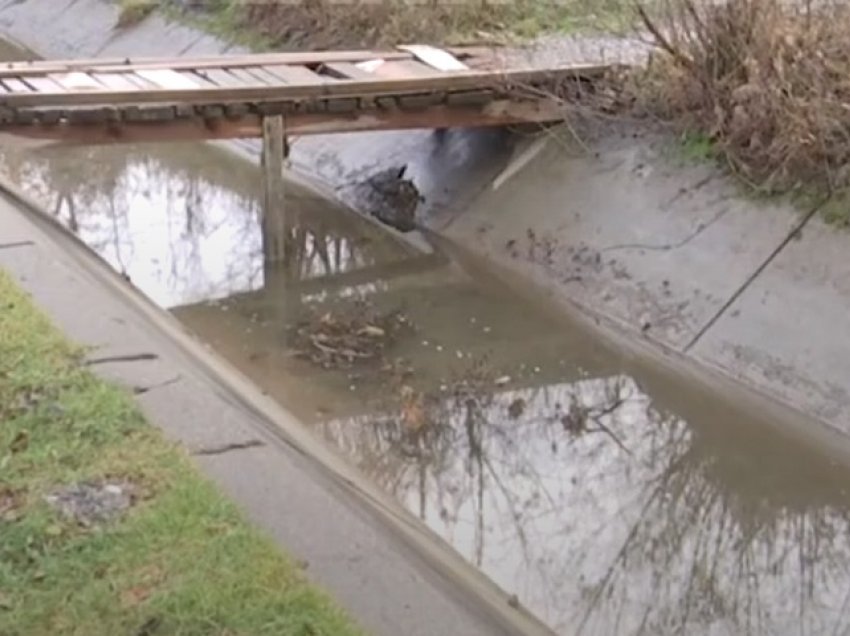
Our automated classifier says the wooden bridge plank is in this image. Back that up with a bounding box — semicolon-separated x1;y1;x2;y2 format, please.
0;97;562;144
0;50;420;77
135;69;200;90
192;67;245;88
225;67;271;86
373;60;441;79
242;67;284;84
1;77;33;93
261;64;330;85
0;63;609;107
19;76;65;93
318;62;377;81
47;72;103;91
89;73;142;91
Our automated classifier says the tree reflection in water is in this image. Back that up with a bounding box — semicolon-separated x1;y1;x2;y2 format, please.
320;369;850;635
0;143;409;308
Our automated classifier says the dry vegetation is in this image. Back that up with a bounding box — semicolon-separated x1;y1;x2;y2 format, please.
637;0;850;196
177;0;629;49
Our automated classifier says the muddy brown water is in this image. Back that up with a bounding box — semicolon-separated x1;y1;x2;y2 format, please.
4;54;850;636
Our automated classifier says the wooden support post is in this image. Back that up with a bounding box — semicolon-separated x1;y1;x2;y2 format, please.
261;114;287;265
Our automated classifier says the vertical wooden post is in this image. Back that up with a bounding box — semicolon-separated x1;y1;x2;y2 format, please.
261;115;286;264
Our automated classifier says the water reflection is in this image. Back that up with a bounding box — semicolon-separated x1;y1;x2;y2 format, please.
0;143;411;307
2;127;850;636
322;371;850;635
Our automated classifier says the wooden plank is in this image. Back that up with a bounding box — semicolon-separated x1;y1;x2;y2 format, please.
1;77;33;93
0;98;563;144
89;73;142;91
47;72;103;91
0;50;416;76
261;64;329;85
20;76;65;93
135;69;200;90
397;45;469;71
372;60;439;79
242;66;285;84
226;67;270;86
0;64;611;107
318;62;378;81
178;70;216;88
191;67;245;88
261;115;286;264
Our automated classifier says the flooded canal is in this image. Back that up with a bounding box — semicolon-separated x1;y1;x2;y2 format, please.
4;58;850;636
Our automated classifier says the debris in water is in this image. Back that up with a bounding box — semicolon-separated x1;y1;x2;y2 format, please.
494;375;511;387
354;165;423;233
508;398;526;420
289;300;413;369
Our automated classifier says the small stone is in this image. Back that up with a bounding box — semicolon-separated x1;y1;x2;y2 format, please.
507;594;520;609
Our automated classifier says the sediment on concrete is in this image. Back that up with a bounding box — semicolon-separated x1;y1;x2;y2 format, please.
440;122;850;443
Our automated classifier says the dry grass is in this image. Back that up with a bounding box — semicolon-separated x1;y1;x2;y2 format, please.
637;0;850;195
189;1;629;49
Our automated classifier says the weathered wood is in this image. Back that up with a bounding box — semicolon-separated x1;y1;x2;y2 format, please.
0;50;420;76
0;98;564;144
261;115;287;265
192;68;245;88
226;68;270;86
319;62;378;81
1;78;33;93
261;64;329;85
89;73;142;91
0;64;609;107
21;76;65;93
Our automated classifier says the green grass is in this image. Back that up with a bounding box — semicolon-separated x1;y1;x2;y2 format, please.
677;130;717;163
0;270;362;636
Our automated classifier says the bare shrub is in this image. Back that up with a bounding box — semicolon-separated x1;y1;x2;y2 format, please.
638;0;850;193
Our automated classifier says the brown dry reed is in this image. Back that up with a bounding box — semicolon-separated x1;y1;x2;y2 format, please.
638;0;850;194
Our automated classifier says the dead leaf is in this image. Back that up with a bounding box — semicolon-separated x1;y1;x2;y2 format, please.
0;591;12;610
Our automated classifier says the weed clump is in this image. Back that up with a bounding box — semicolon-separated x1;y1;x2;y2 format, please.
638;0;850;195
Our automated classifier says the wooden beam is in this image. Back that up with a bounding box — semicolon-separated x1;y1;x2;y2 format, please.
0;50;416;76
0;99;565;144
0;46;487;76
261;115;287;264
0;63;611;107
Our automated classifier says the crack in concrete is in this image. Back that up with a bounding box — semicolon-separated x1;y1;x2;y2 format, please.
84;352;159;366
602;203;732;253
0;240;34;250
132;375;181;396
193;439;265;456
684;201;825;352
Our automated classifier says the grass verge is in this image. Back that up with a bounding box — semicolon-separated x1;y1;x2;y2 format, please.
0;269;362;636
168;0;632;49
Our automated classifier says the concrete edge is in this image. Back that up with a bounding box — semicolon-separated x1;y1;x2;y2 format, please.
0;174;554;634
